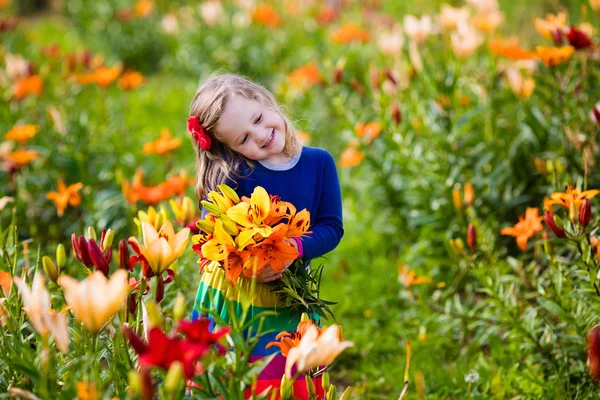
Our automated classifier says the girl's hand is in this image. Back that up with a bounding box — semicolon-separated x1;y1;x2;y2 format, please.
255;266;282;283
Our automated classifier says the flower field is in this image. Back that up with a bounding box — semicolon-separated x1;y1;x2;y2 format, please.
2;0;600;398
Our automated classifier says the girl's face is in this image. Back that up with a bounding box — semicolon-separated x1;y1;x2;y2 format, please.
216;95;288;163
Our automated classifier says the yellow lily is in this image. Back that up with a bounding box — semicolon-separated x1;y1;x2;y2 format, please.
130;220;190;276
134;206;168;231
226;186;273;249
14;272;70;352
169;196;196;226
201;220;236;261
59;269;129;334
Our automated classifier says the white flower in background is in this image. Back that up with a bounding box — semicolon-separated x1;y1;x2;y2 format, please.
199;0;225;26
466;0;499;13
464;370;480;383
376;25;404;56
451;24;483;58
438;5;470;31
404;15;435;45
161;13;179;35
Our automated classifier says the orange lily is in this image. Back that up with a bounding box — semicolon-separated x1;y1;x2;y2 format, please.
249;227;298;273
134;0;153;17
355;122;382;144
500;208;544;250
505;68;535;99
0;271;11;296
252;4;281;28
118;71;145;90
287;63;322;92
331;24;370;44
488;37;536;60
398;265;432;288
4;149;39;166
13;75;43;100
340;146;364;168
535;46;574;67
143;128;182;155
546;185;599;211
122;169;195;205
266;319;321;356
534;12;567;41
46;179;84;216
77;66;122;87
4;124;39;143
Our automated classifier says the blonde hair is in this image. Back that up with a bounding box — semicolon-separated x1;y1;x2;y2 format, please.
189;73;301;202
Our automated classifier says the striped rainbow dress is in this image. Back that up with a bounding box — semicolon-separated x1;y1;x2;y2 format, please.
192;267;325;399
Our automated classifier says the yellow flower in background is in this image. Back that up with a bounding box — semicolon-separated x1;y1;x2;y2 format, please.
591;0;600;12
130;221;190;276
169;196;197;227
118;71;145;90
143;128;182;155
46;180;84;217
451;24;483;58
535;46;574;67
4;124;39;143
226;186;273;249
438;5;470;31
13;272;70;353
534;12;567;41
505;68;535;99
285;324;353;378
403;15;434;45
472;10;504;33
5;149;39;166
134;205;168;231
59;270;129;334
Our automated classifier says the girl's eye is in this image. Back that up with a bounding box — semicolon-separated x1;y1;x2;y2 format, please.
254;113;262;124
241;134;249;145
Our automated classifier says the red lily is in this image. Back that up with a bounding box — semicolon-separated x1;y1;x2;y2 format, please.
71;230;112;276
566;27;593;50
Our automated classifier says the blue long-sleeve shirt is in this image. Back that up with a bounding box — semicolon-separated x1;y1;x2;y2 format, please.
204;146;344;261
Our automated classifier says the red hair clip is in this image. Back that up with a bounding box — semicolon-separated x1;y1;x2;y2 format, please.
187;116;211;151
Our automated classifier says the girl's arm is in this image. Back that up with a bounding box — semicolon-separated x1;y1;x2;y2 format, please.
299;151;344;261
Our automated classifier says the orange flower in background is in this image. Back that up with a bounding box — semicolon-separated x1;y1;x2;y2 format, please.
472;10;504;33
46;179;84;216
134;0;154;17
0;0;11;8
331;23;370;44
535;12;567;41
488;37;536;60
316;6;337;25
398;264;432;288
287;63;322;91
122;169;195;205
0;271;11;296
252;4;281;28
546;185;599;211
143;128;182;155
500;207;544;250
77;66;122;87
590;0;600;12
4;125;39;143
340;146;364;168
118;71;145;90
535;46;574;67
298;131;311;144
13;75;43;100
5;149;39;166
355;122;382;144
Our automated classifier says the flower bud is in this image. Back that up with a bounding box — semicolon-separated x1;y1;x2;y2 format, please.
587;325;600;381
102;229;114;251
544;212;566;238
145;300;163;329
463;183;475;207
173;293;186;322
467;223;477;251
201;200;222;216
322;372;330;390
454;238;465;252
580;197;592;227
306;375;316;398
452;184;463;210
569;201;578;223
119;240;131;271
42;256;59;283
326;385;337;400
448;239;459;254
280;374;293;400
56;244;66;269
128;370;142;395
555;160;564;174
339;386;353;400
300;313;310;323
87;226;97;241
592;103;600;125
164;361;184;393
391;102;401;125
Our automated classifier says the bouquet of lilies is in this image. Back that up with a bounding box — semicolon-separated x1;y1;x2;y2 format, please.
192;184;310;286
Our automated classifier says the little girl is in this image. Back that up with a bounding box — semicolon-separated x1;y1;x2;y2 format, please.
188;73;343;398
